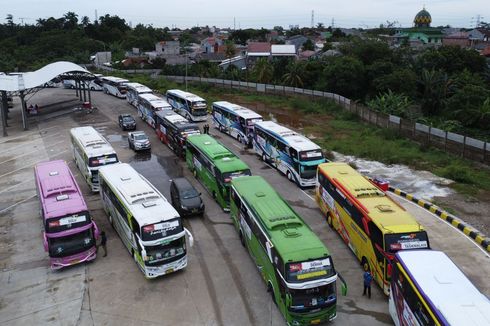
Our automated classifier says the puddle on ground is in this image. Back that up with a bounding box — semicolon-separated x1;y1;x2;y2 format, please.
334;152;453;200
129;153;183;199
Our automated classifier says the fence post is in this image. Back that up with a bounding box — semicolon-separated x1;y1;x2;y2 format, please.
463;136;466;158
484;142;487;163
428;126;431;147
444;131;447;152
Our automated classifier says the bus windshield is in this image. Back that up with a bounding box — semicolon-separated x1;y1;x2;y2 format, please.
288;283;337;313
144;237;185;266
300;164;317;180
385;231;429;252
46;211;91;233
286;257;334;283
48;228;95;257
141;218;183;241
222;169;252;183
191;101;207;116
117;85;127;93
88;154;118;167
299;150;324;162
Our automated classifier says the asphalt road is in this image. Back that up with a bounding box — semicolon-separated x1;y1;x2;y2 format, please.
0;88;489;326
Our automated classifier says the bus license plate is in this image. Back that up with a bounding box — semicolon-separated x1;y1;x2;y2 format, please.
311;319;321;325
165;268;174;274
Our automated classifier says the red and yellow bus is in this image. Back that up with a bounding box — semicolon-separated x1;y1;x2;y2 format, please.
315;162;429;295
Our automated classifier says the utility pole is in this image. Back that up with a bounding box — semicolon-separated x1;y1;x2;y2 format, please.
234;17;236;31
331;18;335;29
95;9;98;23
311;10;315;28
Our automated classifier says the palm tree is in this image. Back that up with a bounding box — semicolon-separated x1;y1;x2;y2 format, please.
282;62;304;88
224;41;236;59
418;69;451;116
252;58;274;84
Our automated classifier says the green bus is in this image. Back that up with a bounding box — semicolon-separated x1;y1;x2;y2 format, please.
230;176;346;325
185;134;251;210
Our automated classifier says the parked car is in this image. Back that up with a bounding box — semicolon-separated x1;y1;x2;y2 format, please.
170;177;205;217
128;131;151;151
118;114;136;130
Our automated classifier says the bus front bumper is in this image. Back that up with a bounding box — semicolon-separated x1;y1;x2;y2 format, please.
144;256;187;279
298;178;316;188
288;307;337;326
50;246;97;270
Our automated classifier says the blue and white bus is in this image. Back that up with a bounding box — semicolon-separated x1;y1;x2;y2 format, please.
137;93;172;129
126;83;152;107
253;121;326;187
212;101;263;146
101;76;129;98
166;89;207;122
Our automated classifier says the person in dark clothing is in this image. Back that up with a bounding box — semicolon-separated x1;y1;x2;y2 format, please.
98;231;107;257
363;266;373;298
204;124;209;134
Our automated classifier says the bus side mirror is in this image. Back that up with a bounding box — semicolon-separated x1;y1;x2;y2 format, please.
338;273;348;296
93;221;100;239
42;232;48;251
185;227;194;247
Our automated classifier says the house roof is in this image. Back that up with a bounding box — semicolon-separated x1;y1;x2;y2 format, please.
444;32;469;39
482;46;490;57
271;44;296;56
299;50;316;59
247;42;271;53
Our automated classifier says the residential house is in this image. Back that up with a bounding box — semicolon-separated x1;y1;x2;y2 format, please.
286;35;308;53
442;32;470;48
155;41;180;55
246;42;271;65
201;37;224;53
271;44;296;58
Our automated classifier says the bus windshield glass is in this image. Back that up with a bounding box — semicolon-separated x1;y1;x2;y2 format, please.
286;257;334;283
48;228;95;257
180;127;200;137
88;154;118;167
300;164;317;180
145;237;185;266
299;150;324;162
141;218;183;241
117;85;127;93
288;283;337;313
191;101;207;116
385;232;429;252
222;169;252;183
46;211;91;233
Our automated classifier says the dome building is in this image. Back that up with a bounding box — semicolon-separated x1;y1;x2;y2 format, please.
392;7;443;48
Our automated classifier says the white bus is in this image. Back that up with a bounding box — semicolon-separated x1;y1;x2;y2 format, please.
253;121;326;187
166;89;208;122
70;126;119;192
389;250;490;326
98;163;193;279
62;78;103;91
137;93;172;129
212;101;263;146
125;82;152;107
101;76;129;98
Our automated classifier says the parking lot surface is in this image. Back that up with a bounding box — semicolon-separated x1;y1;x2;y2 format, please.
0;88;489;326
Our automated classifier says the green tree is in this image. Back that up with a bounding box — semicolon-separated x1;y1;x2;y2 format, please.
367;90;413;118
417;69;452;116
224;41;236;59
447;85;490;127
63;12;78;30
416;46;487;75
252;58;273;84
372;68;418;98
282;62;304;88
317;56;366;99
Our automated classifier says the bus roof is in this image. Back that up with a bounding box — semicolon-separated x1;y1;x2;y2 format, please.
164;113;189;125
138;93;172;108
98;163;179;226
101;76;129;83
254;120;321;152
231;176;329;263
318;162;424;233
166;89;206;102
213;101;263;120
70;126;116;158
125;82;152;94
187;134;249;173
35;160;87;219
396;250;490;326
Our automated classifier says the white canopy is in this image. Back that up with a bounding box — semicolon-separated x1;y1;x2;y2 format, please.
0;61;90;92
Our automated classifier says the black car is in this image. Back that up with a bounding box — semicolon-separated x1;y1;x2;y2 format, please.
170;177;204;217
118;114;136;130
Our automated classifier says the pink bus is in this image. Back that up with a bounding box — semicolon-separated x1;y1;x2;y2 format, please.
34;160;99;269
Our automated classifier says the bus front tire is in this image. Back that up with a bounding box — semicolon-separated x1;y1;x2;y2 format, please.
261;153;267;162
286;171;293;182
268;283;277;305
239;231;245;247
326;212;333;228
193;169;197;178
361;257;369;271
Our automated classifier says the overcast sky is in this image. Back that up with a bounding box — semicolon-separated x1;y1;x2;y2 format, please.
3;0;489;29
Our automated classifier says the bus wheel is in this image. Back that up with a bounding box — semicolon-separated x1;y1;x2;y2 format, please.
262;153;267;162
326;212;333;228
268;283;277;305
108;214;114;227
286;171;293;182
361;257;369;271
237;135;241;143
239;231;245;247
193;169;197;178
212;191;216;199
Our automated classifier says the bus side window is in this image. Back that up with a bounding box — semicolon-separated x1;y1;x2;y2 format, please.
131;219;141;234
289;147;298;160
231;188;241;210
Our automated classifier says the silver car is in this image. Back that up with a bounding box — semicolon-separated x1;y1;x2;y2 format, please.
128;131;151;151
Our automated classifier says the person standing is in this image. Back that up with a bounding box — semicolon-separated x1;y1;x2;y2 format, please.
98;231;107;257
363;266;373;298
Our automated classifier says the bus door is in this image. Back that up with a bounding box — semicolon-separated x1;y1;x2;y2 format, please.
367;221;387;287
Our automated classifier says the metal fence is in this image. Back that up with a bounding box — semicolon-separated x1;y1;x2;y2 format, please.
162;75;490;165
